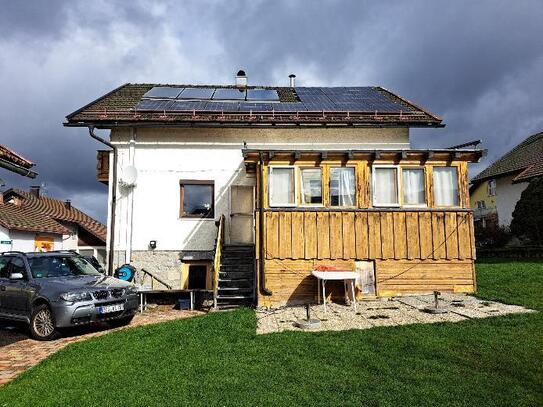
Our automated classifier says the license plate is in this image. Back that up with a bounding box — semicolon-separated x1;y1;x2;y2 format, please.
97;303;124;314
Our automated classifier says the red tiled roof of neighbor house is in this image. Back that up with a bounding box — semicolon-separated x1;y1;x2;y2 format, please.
1;189;107;242
0;202;70;235
472;131;543;184
64;83;443;127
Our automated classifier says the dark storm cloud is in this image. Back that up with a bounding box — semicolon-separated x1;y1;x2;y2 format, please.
1;0;542;222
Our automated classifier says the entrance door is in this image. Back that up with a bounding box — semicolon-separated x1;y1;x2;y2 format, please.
229;186;254;244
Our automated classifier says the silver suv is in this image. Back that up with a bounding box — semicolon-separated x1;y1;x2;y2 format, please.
0;251;139;340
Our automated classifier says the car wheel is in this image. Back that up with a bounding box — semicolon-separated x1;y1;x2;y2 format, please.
106;315;135;328
30;304;58;341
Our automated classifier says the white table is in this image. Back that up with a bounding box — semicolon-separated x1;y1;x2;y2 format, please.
312;270;358;312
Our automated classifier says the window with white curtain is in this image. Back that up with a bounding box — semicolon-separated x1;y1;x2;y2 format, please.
268;167;295;206
372;167;399;206
300;168;323;205
433;167;459;206
330;167;356;206
402;168;426;205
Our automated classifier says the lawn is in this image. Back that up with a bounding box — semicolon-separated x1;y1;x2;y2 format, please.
1;260;542;407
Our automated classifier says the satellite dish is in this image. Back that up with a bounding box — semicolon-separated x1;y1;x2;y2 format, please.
120;165;138;186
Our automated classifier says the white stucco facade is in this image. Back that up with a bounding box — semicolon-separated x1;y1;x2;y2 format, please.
0;226;63;252
108;126;410;267
495;174;529;227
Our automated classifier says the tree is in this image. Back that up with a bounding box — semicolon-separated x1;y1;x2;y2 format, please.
510;177;543;245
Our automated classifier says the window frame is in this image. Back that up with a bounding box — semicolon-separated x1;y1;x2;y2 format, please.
487;179;496;196
371;165;401;208
432;165;460;208
268;165;298;208
298;166;324;207
179;180;215;219
329;165;358;208
400;166;427;208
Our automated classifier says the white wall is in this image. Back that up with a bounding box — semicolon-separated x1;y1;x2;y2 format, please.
110;126;411;255
3;230;62;252
496;174;529;227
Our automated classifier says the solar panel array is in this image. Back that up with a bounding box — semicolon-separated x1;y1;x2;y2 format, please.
135;86;412;113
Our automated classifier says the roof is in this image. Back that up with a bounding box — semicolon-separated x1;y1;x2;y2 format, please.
0;145;37;178
0;189;107;242
0;145;33;169
0;203;70;235
64;83;443;127
472;132;543;183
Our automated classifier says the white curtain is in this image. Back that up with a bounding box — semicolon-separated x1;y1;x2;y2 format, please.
331;168;356;206
403;169;425;205
269;168;294;205
433;167;459;206
373;168;398;205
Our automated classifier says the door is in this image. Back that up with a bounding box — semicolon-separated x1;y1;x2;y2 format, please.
0;256;31;315
230;185;255;244
0;256;10;314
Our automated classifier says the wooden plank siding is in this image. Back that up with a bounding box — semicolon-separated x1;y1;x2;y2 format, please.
264;210;474;262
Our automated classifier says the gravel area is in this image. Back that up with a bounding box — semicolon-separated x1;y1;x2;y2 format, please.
256;293;535;334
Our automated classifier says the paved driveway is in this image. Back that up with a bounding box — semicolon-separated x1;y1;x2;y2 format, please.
0;307;202;386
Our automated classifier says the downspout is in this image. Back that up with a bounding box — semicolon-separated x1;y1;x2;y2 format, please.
88;125;117;275
258;157;272;296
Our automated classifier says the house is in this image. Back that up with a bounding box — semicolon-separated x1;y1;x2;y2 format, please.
470;131;543;228
64;71;483;307
0;187;107;262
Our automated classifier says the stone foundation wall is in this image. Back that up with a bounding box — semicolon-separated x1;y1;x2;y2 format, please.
113;250;182;288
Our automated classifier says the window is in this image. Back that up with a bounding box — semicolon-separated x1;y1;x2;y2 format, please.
477;200;486;209
330;167;356;206
372;167;399;206
300;168;323;205
180;181;215;218
488;179;496;196
0;257;9;278
402;168;426;206
433;167;459;206
268;167;295;206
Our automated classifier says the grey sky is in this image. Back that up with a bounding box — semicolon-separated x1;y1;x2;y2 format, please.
1;0;542;222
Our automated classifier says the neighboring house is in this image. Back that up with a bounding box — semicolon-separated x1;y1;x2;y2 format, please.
0;144;37;179
0;187;107;263
470;131;543;228
64;71;483;307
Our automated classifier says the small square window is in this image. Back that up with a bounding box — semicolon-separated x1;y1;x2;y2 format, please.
373;167;399;206
300;168;323;205
433;167;459;206
330;167;356;206
180;181;214;218
268;167;296;206
402;168;426;206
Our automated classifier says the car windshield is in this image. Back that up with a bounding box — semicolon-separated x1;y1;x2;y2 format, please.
29;256;102;278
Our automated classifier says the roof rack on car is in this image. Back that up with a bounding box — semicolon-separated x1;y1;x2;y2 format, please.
43;250;79;254
0;251;27;256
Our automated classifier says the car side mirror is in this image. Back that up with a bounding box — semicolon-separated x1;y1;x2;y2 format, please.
9;272;24;280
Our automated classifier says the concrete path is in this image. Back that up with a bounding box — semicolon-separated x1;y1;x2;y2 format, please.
0;307;203;386
256;293;535;334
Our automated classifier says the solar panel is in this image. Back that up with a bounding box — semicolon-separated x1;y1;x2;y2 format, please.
169;100;208;111
213;88;246;100
246;89;279;101
178;87;215;99
135;99;174;111
205;102;240;111
143;87;183;99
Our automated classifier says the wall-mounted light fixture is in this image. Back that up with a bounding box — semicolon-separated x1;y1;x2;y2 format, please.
149;240;157;250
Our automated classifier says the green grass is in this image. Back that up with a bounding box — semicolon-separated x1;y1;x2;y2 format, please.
1;260;542;407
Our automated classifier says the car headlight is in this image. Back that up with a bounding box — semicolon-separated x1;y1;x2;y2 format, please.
125;285;139;295
60;291;92;302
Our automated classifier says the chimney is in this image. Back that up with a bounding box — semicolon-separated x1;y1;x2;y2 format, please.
30;185;40;198
289;74;296;88
235;70;247;88
64;199;71;210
